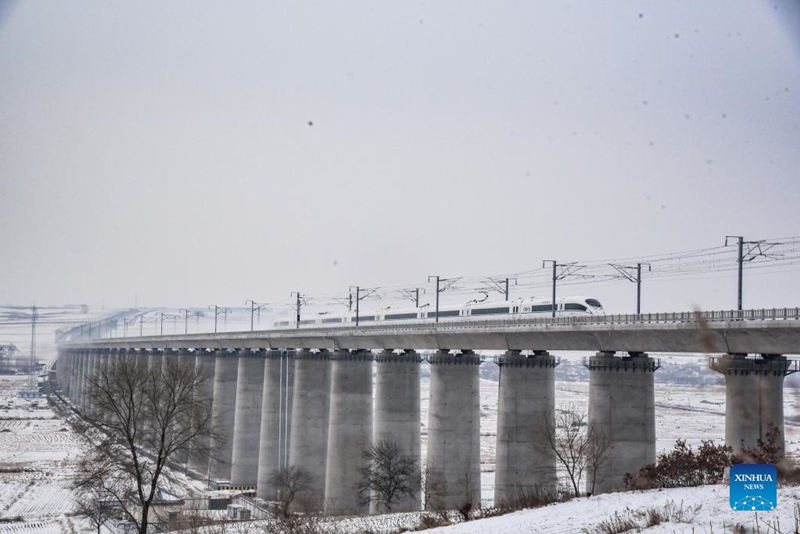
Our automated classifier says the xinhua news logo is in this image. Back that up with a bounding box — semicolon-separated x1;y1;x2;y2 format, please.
730;464;777;511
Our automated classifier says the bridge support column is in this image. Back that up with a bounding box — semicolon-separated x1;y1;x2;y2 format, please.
257;349;294;500
324;349;373;515
372;349;422;514
426;350;481;511
288;349;331;511
230;349;266;487
495;350;557;506
187;350;216;476
710;354;793;455
148;349;163;375
587;351;658;494
208;350;239;482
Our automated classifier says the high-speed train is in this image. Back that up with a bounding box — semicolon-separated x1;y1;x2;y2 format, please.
273;296;603;328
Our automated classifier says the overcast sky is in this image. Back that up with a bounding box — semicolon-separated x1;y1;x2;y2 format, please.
1;1;798;315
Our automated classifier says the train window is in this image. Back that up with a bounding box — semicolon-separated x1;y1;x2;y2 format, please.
471;307;509;315
299;320;315;325
530;304;553;312
386;312;418;320
358;315;375;321
435;310;460;317
322;318;342;323
564;303;587;311
586;299;602;308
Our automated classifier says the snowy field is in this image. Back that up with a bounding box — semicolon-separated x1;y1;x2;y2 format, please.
0;376;82;534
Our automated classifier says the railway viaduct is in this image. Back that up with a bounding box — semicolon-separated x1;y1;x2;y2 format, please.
56;308;800;513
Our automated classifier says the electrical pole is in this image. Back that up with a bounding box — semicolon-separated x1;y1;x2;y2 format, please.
181;308;189;334
610;263;651;314
543;260;557;317
208;305;219;333
355;287;360;326
139;314;143;336
542;261;584;317
245;300;258;331
30;306;37;388
726;236;744;311
290;292;302;329
427;275;442;323
159;312;164;335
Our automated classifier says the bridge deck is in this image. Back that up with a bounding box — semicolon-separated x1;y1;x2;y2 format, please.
58;308;800;355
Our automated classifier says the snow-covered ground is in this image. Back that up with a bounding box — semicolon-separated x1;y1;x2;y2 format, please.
423;485;800;534
0;376;82;534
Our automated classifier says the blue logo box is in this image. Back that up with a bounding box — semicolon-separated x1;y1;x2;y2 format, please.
730;464;777;511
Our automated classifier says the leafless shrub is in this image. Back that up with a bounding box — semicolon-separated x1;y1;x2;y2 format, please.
624;439;735;489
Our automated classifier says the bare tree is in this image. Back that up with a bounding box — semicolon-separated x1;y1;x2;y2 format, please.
73;356;215;534
356;439;419;513
74;479;116;534
539;405;608;497
421;467;445;512
586;422;611;495
268;466;315;518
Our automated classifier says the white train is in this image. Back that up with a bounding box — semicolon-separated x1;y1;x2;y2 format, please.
273;296;603;328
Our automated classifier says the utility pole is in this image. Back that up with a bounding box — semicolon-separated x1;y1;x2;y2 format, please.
247;300;256;331
349;286;377;326
427;276;440;322
159;312;165;335
542;261;557;317
726;236;744;311
610;263;651;314
542;261;584;318
181;308;189;334
139;314;143;336
290;292;302;329
29;306;37;388
400;287;424;307
208;305;220;333
354;287;360;326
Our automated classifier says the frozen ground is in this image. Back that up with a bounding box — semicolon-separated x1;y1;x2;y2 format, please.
0;376;82;534
424;485;800;534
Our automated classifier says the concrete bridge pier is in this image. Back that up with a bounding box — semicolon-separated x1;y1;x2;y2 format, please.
177;348;195;373
426;349;481;511
494;350;557;506
147;349;163;375
72;350;83;403
710;353;793;455
587;351;658;494
187;349;216;476
288;349;331;511
372;349;421;514
324;349;373;515
208;349;239;482
256;349;294;500
230;349;266;487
